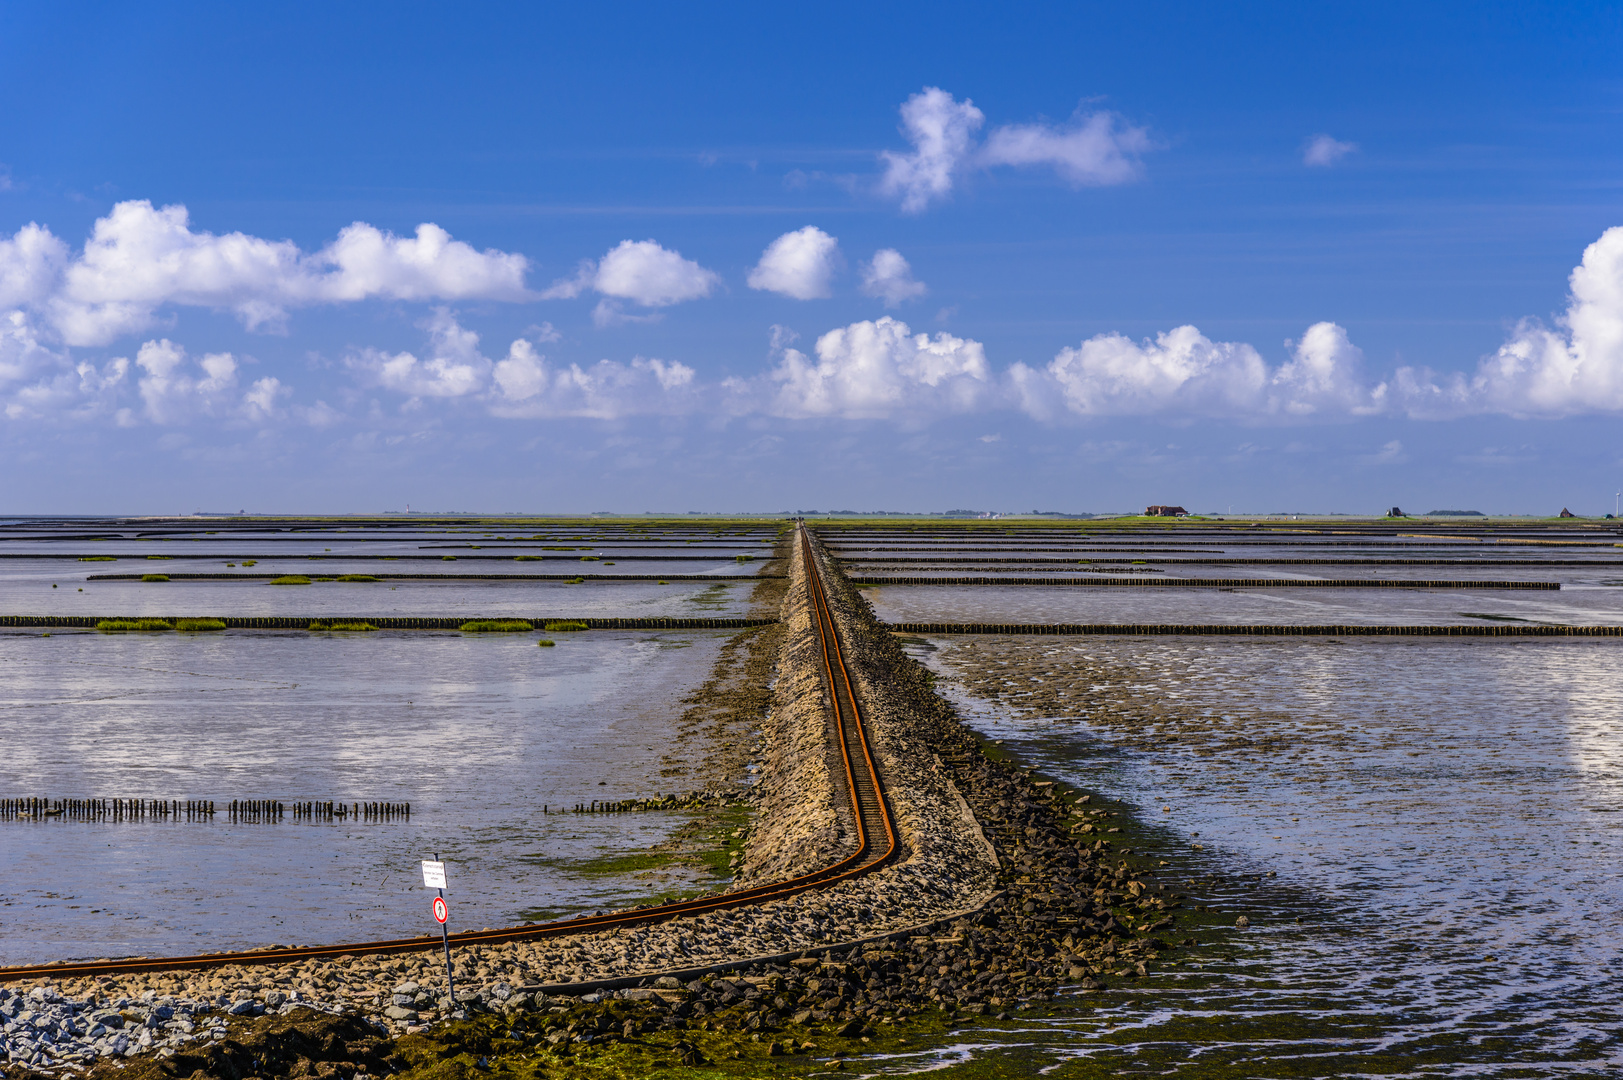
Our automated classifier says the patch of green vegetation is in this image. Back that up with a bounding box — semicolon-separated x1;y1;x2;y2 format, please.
459;619;534;632
97;618;173;632
141;573;170;582
146;555;173;560
536;639;555;647
442;556;457;561
734;553;755;562
658;579;669;585
308;621;380;631
270;575;312;585
525;851;673;876
565;576;586;584
77;556;117;562
580;555;600;561
514;555;543;561
335;574;381;582
543;620;589;632
174;618;227;632
241;560;257;567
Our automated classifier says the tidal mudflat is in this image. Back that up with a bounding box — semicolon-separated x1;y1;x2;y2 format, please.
874;631;1623;1074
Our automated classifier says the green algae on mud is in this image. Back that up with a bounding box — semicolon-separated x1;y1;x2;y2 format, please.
389;1007;1011;1080
514;805;752;922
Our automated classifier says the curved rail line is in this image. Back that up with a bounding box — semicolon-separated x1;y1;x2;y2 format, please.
0;524;897;983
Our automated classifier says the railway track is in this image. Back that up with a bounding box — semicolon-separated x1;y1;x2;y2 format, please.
0;524;897;983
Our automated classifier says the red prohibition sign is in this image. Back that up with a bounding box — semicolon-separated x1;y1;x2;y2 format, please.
432;896;448;924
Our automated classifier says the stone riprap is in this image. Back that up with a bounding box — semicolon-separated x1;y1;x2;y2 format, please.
0;982;358;1070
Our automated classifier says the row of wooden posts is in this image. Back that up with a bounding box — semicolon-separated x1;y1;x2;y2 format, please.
1;797;215;820
1;797;408;821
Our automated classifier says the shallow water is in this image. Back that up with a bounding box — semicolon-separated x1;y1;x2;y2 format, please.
884;635;1623;1076
0;570;762;618
0;629;743;965
866;581;1623;626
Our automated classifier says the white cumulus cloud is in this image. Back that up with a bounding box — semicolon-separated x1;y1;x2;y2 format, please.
859;249;927;307
1013;321;1380;421
1389;226;1623;418
767;316;991;419
344;308;493;399
1303;134;1357;167
491;348;697;420
0;224;68;309
879;88;986;213
980;110;1152;186
544;240;720;311
747;227;841;300
878;88;1153;212
0;201;533;346
342;309;697;419
134;338;279;424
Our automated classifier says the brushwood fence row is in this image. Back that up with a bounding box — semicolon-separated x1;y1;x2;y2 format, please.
84;573;780;581
843;556;1623;567
885;621;1623;637
852;576;1559;589
4;797;410;823
0;616;778;630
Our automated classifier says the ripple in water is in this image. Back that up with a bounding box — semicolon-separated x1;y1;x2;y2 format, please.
883;636;1623;1077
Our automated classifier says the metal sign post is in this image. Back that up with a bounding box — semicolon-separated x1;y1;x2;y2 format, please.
421;856;454;1004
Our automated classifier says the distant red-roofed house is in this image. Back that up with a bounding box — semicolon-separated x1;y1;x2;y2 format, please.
1145;505;1188;517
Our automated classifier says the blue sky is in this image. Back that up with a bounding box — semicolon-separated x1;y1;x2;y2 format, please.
1;1;1620;514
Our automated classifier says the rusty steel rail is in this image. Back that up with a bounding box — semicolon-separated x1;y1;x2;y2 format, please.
0;524;897;983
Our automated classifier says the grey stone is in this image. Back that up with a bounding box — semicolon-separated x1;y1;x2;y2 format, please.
383;1006;419;1022
263;991;287;1008
226;1000;259;1017
393;981;420;996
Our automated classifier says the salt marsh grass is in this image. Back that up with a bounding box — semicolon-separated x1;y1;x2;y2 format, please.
96;618;173;632
174;618;226;632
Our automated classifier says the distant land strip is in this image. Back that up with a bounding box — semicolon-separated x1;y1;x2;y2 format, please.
84;573;780;582
0;616;776;630
886;622;1623;637
0;554;768;562
851;576;1560;590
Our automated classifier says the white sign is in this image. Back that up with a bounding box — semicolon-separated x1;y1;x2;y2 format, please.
421;860;447;889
